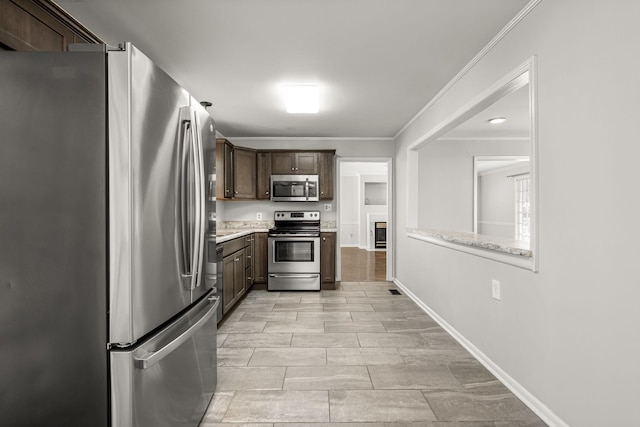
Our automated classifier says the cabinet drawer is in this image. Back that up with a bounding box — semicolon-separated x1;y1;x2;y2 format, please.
223;237;244;257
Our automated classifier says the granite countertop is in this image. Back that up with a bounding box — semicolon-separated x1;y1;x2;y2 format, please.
215;229;268;244
407;228;532;258
214;220;337;244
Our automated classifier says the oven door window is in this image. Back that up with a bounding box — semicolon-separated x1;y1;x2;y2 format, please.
274;240;315;262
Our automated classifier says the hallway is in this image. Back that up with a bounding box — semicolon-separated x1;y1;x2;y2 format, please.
340;247;386;282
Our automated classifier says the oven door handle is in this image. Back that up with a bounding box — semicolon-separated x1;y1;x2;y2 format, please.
268;233;319;237
269;274;319;279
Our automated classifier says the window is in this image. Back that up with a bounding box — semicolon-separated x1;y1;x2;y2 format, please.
515;175;531;242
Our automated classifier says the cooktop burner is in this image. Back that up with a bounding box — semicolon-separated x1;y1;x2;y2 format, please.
269;210;321;236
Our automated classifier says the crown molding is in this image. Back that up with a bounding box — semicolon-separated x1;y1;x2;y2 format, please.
394;0;543;140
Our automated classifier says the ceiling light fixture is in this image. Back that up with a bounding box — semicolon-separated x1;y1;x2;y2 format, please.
488;117;507;124
282;84;319;113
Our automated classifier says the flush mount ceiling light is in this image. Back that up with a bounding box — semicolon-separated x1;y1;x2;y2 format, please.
282;84;319;113
488;117;507;124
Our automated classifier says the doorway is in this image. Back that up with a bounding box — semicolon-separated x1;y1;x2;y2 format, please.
336;158;393;282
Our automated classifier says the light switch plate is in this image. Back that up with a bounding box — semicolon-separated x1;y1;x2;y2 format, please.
324;203;332;211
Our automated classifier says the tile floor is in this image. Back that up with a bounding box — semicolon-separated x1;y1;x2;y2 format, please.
200;281;547;427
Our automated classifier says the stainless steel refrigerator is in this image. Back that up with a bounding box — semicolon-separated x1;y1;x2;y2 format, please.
0;43;218;427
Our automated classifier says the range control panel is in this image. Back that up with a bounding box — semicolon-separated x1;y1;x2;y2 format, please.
274;211;320;221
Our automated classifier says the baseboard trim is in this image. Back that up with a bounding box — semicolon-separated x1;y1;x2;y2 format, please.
392;278;568;427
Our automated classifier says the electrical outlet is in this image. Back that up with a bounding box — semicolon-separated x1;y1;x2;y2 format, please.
491;279;501;301
256;212;262;220
324;203;332;211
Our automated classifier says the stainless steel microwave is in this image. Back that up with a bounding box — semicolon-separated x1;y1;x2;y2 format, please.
271;175;319;202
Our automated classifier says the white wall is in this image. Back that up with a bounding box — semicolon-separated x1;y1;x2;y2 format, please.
478;163;529;238
219;138;394;223
393;1;640;426
418;139;528;231
360;174;387;250
339;174;359;245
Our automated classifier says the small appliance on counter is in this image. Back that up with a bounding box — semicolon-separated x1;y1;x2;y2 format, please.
267;211;321;290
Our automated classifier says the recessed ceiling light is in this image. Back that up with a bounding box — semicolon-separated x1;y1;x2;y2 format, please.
282;84;319;114
488;117;507;124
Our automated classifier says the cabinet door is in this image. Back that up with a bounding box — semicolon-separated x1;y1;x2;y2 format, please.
271;152;296;174
256;152;271;199
222;254;236;314
0;0;97;52
233;147;256;199
244;234;254;288
216;139;233;199
320;232;336;288
295;152;319;174
319;152;334;200
233;250;246;299
253;232;268;284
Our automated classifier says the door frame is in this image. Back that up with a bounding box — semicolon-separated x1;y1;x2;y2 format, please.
336;157;393;282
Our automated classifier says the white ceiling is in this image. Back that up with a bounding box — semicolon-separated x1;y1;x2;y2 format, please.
55;0;529;139
441;83;530;139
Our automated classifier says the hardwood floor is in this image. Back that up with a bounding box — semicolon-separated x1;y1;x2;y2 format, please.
340;247;386;282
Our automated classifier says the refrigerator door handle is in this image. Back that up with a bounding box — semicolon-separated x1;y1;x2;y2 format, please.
177;111;193;283
178;106;201;291
190;107;206;289
134;296;219;369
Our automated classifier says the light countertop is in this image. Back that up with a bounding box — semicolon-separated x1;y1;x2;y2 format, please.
407;228;532;258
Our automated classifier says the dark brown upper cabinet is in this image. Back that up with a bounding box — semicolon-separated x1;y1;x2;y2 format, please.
256;152;272;200
217;138;256;200
233;147;256;199
319;151;335;200
271;152;319;175
0;0;101;52
216;138;234;199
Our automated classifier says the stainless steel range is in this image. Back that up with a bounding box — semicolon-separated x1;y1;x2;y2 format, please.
268;211;321;291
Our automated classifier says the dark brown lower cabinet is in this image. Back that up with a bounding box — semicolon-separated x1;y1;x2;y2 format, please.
253;232;268;283
222;238;246;315
320;232;336;289
244;234;254;289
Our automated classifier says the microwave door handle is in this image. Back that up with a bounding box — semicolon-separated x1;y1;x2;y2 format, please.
305;179;309;201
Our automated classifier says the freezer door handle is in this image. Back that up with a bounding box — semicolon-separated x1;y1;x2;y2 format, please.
134;296;219;369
